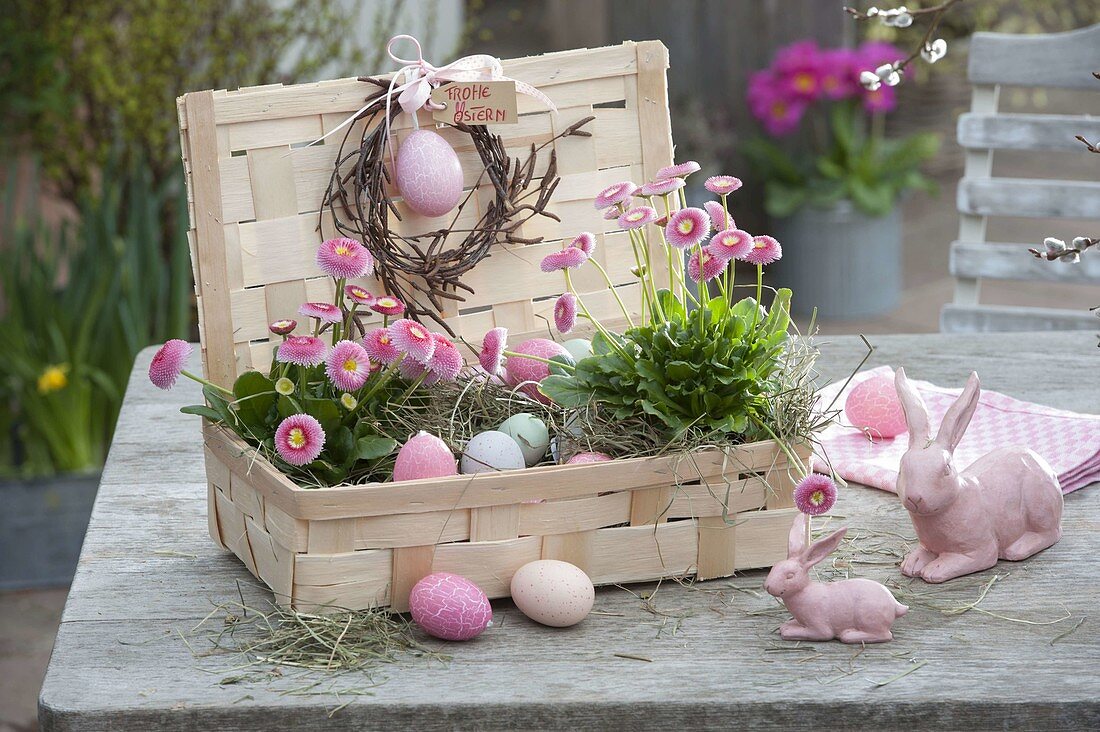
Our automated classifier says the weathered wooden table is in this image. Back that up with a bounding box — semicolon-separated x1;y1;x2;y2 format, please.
39;332;1100;730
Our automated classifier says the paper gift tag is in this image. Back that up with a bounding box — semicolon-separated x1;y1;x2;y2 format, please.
431;81;519;125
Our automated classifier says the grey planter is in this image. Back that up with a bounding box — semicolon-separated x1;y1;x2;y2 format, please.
770;201;902;319
0;473;99;590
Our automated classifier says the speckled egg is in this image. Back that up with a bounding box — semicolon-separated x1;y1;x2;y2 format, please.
845;375;908;439
497;413;550;466
409;572;492;641
567;451;612;464
393;431;457;482
505;338;572;404
460;430;527;474
510;560;595;627
395;129;463;217
562;338;592;363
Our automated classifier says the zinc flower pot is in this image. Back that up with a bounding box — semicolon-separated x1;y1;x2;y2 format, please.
0;472;99;589
770;200;902;319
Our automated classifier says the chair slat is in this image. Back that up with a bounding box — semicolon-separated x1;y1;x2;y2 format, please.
957;178;1100;219
941;304;1098;333
957;113;1100;152
950;241;1100;284
968;24;1100;89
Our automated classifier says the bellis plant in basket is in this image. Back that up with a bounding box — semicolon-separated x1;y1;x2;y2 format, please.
742;40;939;218
148;238;467;487
479;162;829;475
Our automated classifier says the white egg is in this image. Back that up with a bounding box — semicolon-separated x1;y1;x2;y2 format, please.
497;413;550;467
510;559;595;627
562;338;592;363
460;430;526;474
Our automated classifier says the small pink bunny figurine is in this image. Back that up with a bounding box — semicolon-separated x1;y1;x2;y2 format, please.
895;368;1064;583
765;514;908;643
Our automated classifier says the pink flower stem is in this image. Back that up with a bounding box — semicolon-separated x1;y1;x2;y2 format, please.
587;258;634;327
180;370;234;396
751;264;764;333
502;350;576;372
721;194;735;297
564;270;629;358
332;277;346;342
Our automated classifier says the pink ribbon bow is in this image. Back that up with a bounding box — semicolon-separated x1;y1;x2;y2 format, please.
308;35;557;154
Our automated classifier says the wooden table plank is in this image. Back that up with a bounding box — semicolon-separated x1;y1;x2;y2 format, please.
39;332;1100;730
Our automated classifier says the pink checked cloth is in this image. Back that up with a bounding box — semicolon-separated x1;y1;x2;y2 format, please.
812;366;1100;494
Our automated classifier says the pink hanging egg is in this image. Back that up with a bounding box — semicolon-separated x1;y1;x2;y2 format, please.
505;338;572;404
845;375;908;439
393;431;457;482
409;572;493;641
394;129;463;217
567;451;612;464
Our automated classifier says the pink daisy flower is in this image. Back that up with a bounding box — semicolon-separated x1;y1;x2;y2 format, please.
540;247;588;272
363;327;400;365
554;292;577;334
426;334;463;382
479;327;507;374
709;228;753;262
686;247;727;283
298;302;342;324
638;178;685;197
325;340;372;391
389;319;436;364
593;181;638;210
279;336;327;367
656;161;700;179
744;235;783;266
268;319;297;336
617;206;658;230
665;207;711;249
398;357;428;381
370;296;406;317
704;201;734;231
148;339;193;390
317;237;374;279
793;474;838;516
277;335;327;367
344;285;375;306
274;414;326;466
705;176;743;195
569;232;596;256
602;207;621;220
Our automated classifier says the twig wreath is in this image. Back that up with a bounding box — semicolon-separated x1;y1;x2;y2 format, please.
320;75;593;334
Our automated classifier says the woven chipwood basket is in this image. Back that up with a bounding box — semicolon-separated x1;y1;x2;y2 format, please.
178;41;804;612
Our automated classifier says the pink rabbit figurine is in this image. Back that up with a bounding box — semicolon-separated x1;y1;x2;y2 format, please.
765;514;908;643
894;368;1063;584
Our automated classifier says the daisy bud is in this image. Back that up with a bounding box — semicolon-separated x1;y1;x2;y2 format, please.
275;377;295;396
148;339;193;390
340;393;358;411
554;292;578;334
269;319;297;336
630;265;647;278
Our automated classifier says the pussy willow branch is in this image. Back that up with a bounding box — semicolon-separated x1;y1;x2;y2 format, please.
845;0;964;75
1076;72;1100;153
1028;239;1098;262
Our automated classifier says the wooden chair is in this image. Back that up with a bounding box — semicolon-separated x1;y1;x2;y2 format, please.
941;23;1100;332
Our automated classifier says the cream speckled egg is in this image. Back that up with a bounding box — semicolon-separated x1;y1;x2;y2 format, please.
460;430;526;474
395;129;463;217
845;375;908;439
497;413;550;466
510;560;595;627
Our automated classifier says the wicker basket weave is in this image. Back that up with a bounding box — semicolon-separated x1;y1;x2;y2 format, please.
178;41;803;611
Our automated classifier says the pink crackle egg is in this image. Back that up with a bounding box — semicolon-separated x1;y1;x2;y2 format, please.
394;129;463;217
393;431;457;482
505;338;572;404
567;451;612;464
844;375;907;439
409;572;493;641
